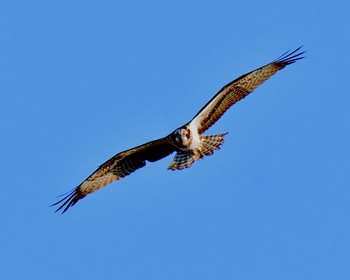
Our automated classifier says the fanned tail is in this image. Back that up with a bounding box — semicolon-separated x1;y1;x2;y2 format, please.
167;133;228;170
200;133;228;156
167;152;196;170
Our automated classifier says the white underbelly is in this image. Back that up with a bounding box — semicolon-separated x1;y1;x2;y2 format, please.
188;122;201;150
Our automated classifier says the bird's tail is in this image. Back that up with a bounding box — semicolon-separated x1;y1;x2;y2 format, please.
167;133;227;170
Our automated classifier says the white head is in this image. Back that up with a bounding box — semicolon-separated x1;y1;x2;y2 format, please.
171;128;192;148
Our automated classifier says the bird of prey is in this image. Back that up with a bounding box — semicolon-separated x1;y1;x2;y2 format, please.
53;47;305;213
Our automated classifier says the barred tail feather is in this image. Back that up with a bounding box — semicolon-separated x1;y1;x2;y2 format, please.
200;133;227;156
167;151;196;170
167;133;228;170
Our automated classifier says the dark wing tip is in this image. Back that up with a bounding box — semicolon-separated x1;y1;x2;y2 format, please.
274;46;306;66
51;188;86;214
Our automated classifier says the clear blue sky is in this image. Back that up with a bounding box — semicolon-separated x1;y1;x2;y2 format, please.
1;1;349;279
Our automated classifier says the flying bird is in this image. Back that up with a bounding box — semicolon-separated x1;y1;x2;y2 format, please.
53;47;305;213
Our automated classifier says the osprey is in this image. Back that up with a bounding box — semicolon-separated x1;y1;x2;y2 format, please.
53;47;305;213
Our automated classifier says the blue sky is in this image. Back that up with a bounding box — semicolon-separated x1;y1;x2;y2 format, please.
1;1;349;279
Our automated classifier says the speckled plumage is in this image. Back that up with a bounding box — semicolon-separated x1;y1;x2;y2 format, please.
53;47;305;213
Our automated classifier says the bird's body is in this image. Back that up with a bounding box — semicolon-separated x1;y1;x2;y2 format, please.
53;47;305;213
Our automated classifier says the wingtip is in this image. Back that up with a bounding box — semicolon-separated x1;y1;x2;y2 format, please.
51;188;85;214
274;46;306;66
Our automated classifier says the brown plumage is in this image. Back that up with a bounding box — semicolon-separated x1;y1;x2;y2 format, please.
53;138;176;212
53;47;305;213
191;48;304;134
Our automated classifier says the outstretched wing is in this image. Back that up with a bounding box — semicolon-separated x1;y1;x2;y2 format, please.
190;47;305;134
53;137;176;213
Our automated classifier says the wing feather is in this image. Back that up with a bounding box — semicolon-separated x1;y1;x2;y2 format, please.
52;137;176;213
53;47;305;214
191;47;305;133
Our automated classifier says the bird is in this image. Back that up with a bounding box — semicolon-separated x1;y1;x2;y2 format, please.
53;47;305;213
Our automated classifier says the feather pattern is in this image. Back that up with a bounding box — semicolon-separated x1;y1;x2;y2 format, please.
191;47;305;133
167;133;227;170
52;138;175;213
53;47;305;213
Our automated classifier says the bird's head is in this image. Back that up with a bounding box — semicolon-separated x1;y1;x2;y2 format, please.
170;127;192;148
